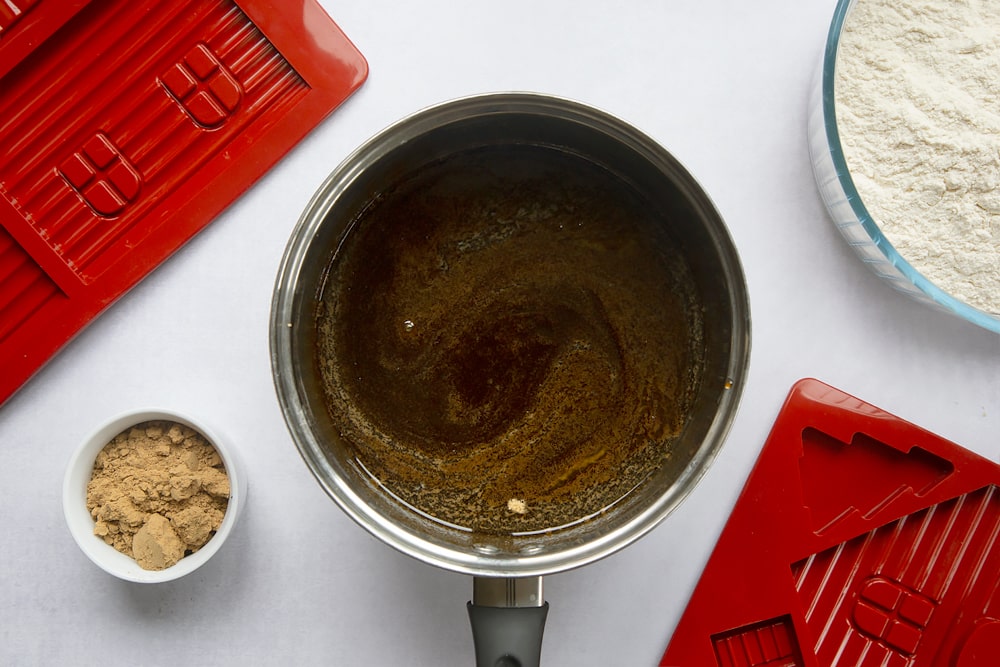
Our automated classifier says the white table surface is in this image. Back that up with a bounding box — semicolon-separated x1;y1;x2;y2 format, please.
3;1;999;665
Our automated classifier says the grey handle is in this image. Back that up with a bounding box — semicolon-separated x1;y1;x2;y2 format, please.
467;577;548;667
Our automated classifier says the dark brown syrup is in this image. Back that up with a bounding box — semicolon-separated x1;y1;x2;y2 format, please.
316;144;704;534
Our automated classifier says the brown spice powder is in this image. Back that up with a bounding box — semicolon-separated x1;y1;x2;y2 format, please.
86;420;230;571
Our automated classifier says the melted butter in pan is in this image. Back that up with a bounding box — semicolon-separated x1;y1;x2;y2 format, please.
316;145;704;534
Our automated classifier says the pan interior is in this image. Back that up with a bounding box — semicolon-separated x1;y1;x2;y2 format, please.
316;142;704;537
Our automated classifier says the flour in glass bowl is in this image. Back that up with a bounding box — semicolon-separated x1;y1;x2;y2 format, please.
835;0;1000;315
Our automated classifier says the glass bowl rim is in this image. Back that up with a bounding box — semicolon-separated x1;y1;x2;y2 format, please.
821;0;1000;333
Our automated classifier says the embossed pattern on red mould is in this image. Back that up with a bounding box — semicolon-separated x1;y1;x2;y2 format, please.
0;0;367;406
661;379;1000;667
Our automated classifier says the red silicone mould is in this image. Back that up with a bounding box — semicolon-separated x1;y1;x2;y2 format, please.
662;379;1000;667
0;0;367;406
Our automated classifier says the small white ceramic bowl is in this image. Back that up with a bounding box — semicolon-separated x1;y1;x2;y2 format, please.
63;409;246;583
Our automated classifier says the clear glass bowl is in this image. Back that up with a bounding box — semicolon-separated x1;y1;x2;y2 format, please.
808;0;1000;334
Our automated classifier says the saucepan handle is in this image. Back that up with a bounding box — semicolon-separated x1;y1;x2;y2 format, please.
467;576;549;667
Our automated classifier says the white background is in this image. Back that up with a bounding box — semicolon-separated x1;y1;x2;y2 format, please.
3;1;999;665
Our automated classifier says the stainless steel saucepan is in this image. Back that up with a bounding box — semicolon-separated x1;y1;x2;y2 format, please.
270;93;750;666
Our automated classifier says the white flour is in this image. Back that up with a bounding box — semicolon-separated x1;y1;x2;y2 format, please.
835;0;1000;315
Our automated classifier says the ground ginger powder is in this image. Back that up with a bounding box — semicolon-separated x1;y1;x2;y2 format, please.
86;420;230;571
